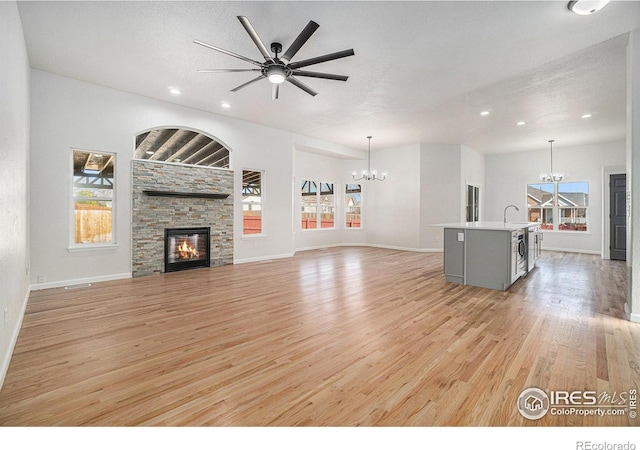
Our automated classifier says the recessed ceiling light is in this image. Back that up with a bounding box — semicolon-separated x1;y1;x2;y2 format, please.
480;111;491;116
517;121;526;126
169;88;181;95
145;150;154;155
581;113;593;119
221;102;231;109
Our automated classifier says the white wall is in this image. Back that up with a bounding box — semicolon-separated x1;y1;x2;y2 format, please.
420;144;466;250
485;140;626;254
461;145;486;221
0;2;31;387
628;27;640;322
30;70;328;285
361;144;423;250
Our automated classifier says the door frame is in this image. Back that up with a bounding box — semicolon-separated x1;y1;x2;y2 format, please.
602;165;626;260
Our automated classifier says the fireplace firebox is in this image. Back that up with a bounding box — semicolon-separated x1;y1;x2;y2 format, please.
164;227;211;273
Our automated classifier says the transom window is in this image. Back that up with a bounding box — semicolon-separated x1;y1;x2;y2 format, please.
527;181;589;232
134;128;229;168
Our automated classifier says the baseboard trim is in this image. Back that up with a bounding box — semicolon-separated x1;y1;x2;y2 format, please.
294;243;443;254
234;252;295;264
0;285;30;391
364;243;443;253
30;272;132;291
541;247;601;255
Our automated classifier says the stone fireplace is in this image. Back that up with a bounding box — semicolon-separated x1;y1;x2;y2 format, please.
131;160;233;277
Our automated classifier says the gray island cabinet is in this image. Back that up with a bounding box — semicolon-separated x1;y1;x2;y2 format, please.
436;222;541;291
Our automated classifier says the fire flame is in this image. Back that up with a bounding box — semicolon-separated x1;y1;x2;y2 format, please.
177;240;199;259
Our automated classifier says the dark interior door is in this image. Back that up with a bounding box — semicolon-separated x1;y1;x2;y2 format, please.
610;174;626;261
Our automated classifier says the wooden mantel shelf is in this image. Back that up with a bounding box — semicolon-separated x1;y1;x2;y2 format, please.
143;190;229;199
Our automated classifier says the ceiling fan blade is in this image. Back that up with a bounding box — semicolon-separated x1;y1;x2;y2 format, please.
194;39;263;67
281;20;320;62
288;49;355;70
272;83;279;100
237;16;275;63
197;69;261;73
291;70;348;81
230;74;266;92
287;77;318;97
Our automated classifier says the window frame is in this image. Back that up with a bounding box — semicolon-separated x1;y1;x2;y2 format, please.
242;169;265;237
70;148;117;250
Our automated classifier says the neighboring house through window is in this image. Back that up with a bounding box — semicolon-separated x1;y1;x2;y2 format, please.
527;181;589;232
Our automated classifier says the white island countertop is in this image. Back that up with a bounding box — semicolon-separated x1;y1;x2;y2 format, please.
430;221;539;231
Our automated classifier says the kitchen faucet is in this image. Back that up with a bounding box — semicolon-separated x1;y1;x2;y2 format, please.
503;204;519;224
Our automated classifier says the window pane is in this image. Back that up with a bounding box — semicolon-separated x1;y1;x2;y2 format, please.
527;183;554;230
302;206;317;229
346;184;361;228
558;181;589;207
321;206;334;228
559;207;587;231
466;185;479;222
527;183;554;207
301;179;317;229
74;200;113;243
243;170;262;234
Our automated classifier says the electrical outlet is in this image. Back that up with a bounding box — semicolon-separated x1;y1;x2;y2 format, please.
38;274;46;284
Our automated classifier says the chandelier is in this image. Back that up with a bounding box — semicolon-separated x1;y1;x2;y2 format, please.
539;139;563;183
352;136;386;182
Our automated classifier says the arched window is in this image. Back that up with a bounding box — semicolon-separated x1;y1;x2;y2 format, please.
134;128;229;168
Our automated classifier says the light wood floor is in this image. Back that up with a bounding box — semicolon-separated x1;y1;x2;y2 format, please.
0;247;638;426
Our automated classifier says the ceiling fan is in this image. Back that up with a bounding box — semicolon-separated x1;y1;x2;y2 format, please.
194;16;355;100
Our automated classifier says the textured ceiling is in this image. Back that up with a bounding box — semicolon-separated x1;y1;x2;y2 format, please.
17;0;640;154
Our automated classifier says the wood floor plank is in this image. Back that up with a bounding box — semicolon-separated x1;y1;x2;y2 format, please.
0;247;638;426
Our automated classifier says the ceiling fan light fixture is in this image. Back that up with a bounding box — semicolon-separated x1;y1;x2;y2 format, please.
568;0;610;15
267;66;286;84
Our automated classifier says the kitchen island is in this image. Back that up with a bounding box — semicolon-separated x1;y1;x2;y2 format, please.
433;222;541;291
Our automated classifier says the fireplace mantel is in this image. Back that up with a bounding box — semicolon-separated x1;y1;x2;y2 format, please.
143;190;229;199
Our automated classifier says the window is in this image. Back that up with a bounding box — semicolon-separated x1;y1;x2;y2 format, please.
527;181;588;232
72;149;115;245
301;180;335;229
134;128;229;168
527;183;554;230
319;182;335;228
242;170;263;234
465;184;480;222
558;182;589;231
345;184;362;228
